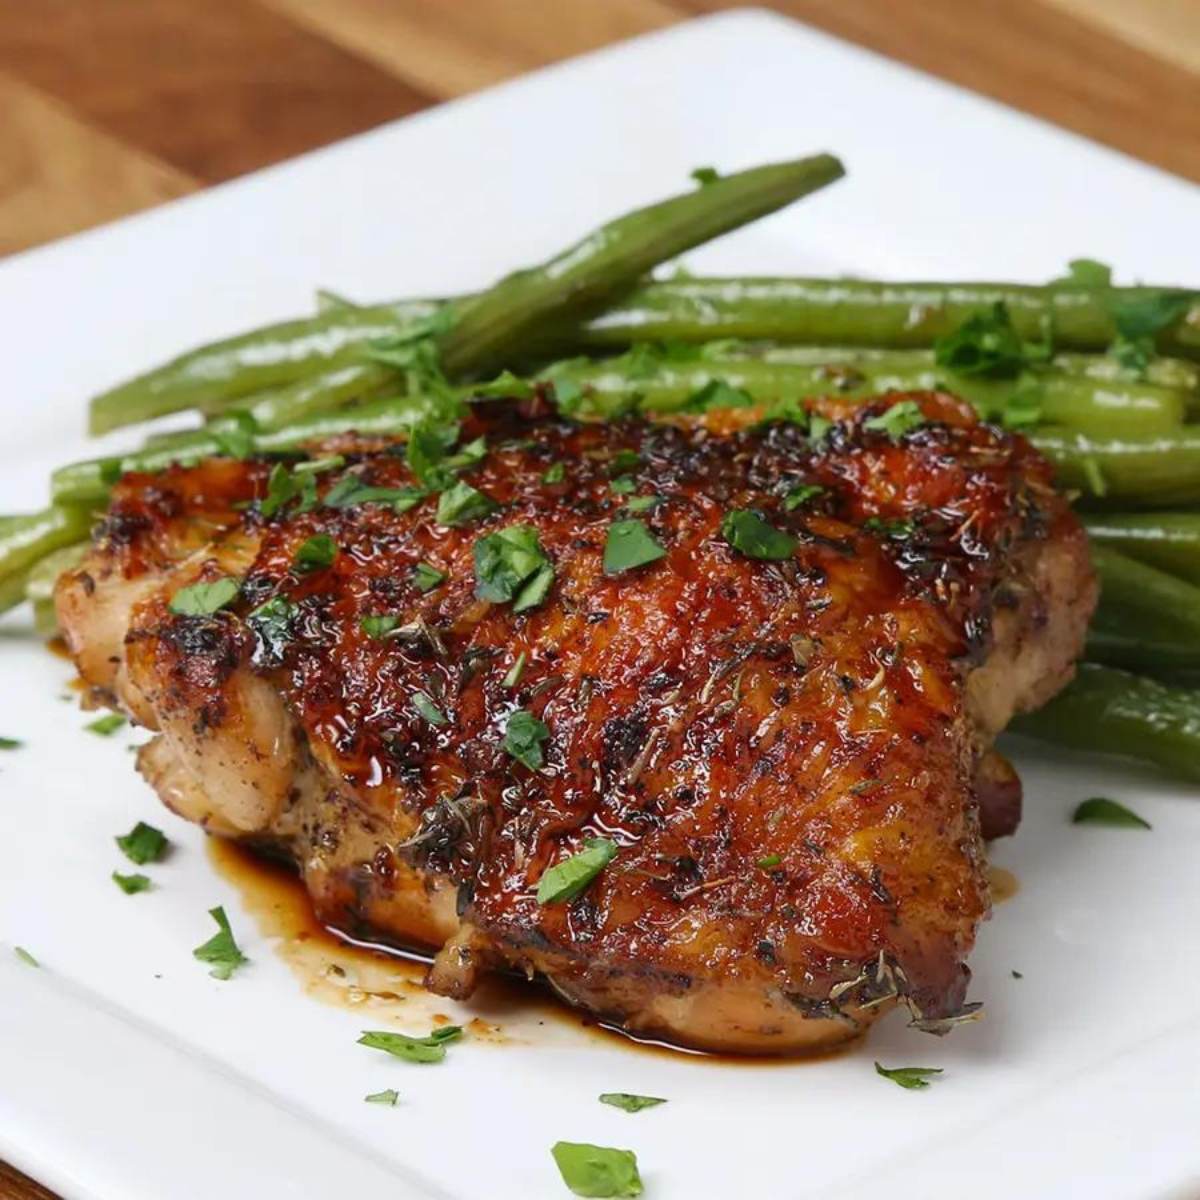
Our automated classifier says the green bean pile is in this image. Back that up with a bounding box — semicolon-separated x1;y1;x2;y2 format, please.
5;152;1200;784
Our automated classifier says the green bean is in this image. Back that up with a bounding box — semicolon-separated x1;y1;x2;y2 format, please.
732;342;1200;395
53;394;439;506
437;155;845;379
88;301;442;435
89;158;844;435
1090;544;1200;646
1084;630;1200;674
544;351;1184;434
0;507;94;584
1083;512;1200;586
1051;351;1200;400
1029;426;1200;507
1010;662;1200;782
576;278;1200;357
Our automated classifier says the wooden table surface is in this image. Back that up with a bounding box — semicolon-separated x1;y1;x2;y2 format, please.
1;0;1196;1194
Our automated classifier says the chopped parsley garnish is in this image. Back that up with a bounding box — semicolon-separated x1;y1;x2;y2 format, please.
474;525;555;612
193;906;248;980
86;713;127;737
537;838;617;904
720;510;796;560
358;1025;462;1064
875;1062;943;1091
0;736;22;750
364;1089;400;1106
322;476;425;512
1071;797;1151;829
1108;290;1197;374
609;476;636;495
364;308;457;401
259;463;309;518
292;533;337;575
933;301;1050;378
609;449;640;474
14;946;38;967
212;425;255;460
361;614;400;640
412;562;446;593
169;576;241;616
624;495;659;513
436;480;496;527
116;821;168;865
690;165;720;186
551;376;584;410
599;1093;666;1113
684;378;755;412
406;418;462;490
543;462;566;484
112;870;151;895
862;399;927;441
1002;382;1044;429
551;1142;643;1199
1054;258;1112;288
503;708;550;771
503;652;527;689
412;691;448;727
1081;457;1107;497
863;516;916;540
807;412;833;442
473;369;535;400
756;854;782;870
783;484;824;511
293;454;345;475
247;596;297;662
603;519;666;574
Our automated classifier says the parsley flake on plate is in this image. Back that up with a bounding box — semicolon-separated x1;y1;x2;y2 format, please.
86;713;127;737
1071;797;1151;829
112;871;152;895
874;1061;943;1091
551;1141;643;1198
193;906;248;980
116;821;168;865
598;1093;666;1113
358;1026;462;1064
537;838;617;905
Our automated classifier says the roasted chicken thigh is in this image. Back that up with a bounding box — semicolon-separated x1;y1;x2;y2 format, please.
57;392;1094;1053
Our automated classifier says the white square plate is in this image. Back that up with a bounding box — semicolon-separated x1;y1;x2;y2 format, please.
2;10;1198;1199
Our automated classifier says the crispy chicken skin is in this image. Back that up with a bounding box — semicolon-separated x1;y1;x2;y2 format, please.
56;392;1095;1053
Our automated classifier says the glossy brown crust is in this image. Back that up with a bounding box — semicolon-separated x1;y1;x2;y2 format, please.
62;392;1092;1050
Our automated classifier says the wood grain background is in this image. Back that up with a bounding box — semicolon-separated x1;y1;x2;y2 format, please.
2;0;1199;262
0;1;1194;1196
